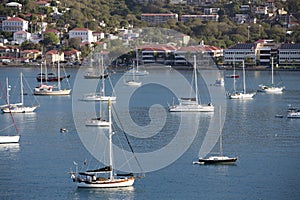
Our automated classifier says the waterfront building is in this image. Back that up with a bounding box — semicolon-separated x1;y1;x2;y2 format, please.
278;43;300;66
223;43;256;65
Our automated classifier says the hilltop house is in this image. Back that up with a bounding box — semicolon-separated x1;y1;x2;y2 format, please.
68;28;96;43
2;16;28;33
13;30;31;45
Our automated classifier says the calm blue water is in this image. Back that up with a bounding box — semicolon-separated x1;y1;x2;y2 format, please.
0;67;300;199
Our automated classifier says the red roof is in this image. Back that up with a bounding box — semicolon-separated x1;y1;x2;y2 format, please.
14;30;28;34
5;17;26;22
46;50;59;55
138;44;177;52
22;49;40;53
70;28;89;32
64;49;80;55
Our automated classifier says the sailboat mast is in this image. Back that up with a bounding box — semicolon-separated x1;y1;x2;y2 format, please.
242;61;246;94
101;55;105;96
57;56;61;90
40;62;43;85
6;77;10;106
108;100;113;180
20;72;24;106
136;48;139;72
233;58;236;92
219;107;223;157
193;55;199;104
271;57;274;85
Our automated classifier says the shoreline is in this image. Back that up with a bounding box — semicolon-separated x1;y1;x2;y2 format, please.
1;63;300;71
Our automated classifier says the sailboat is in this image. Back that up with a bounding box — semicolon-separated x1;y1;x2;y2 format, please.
228;60;256;99
85;101;110;127
169;55;214;112
70;100;135;188
259;57;285;93
82;56;116;101
124;60;142;87
125;48;149;76
196;107;237;164
1;73;39;113
0;82;20;144
34;59;71;95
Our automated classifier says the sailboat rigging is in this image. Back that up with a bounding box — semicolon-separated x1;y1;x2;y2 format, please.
0;82;20;144
168;55;214;112
228;60;256;99
125;48;149;76
70;100;139;188
82;55;116;101
34;58;71;95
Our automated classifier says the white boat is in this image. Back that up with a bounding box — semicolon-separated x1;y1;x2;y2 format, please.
34;60;71;95
229;61;255;99
71;100;135;188
125;80;142;87
85;101;109;128
1;73;39;113
287;106;300;118
169;55;214;112
259;57;285;93
125;48;149;76
196;107;237;164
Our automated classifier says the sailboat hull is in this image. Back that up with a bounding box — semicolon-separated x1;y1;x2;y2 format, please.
229;92;255;99
34;89;71;96
77;177;134;188
81;93;116;101
259;85;284;93
1;106;38;113
169;104;214;112
198;156;237;164
0;135;20;144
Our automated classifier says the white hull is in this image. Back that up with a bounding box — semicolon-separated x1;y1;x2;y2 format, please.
229;92;255;99
169;104;214;112
77;177;134;188
259;85;284;93
287;112;300;118
125;81;142;87
34;89;71;96
2;106;38;113
0;135;20;144
82;93;116;101
85;119;110;127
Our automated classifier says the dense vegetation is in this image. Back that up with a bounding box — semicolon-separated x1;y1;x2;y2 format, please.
0;0;299;48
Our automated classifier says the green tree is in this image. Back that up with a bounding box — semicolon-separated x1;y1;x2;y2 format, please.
41;32;59;48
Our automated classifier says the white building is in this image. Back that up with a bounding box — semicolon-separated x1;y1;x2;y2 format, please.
2;17;28;33
223;43;257;64
278;43;300;66
180;14;219;22
68;28;96;43
13;30;31;45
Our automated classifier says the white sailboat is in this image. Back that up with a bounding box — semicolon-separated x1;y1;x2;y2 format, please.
0;82;20;144
1;73;39;113
82;56;116;101
34;59;71;95
196;107;237;164
71;100;135;188
125;60;142;87
125;48;149;76
259;57;285;93
169;55;214;112
85;101;110;127
229;61;256;99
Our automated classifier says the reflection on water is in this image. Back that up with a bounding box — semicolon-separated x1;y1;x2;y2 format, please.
72;186;135;200
0;143;20;153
